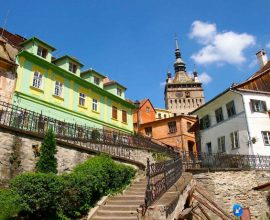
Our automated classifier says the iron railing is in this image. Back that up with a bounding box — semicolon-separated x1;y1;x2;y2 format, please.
180;150;270;170
0;101;178;162
143;156;182;208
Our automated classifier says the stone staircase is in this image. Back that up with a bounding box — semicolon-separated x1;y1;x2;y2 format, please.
90;178;146;220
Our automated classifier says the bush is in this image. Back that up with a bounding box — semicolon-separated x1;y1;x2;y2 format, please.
10;172;64;219
91;129;100;141
36;129;57;174
0;188;22;220
9;155;136;219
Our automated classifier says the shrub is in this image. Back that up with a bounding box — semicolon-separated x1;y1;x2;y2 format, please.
10;172;64;219
36;129;58;173
0;188;22;220
91;129;100;141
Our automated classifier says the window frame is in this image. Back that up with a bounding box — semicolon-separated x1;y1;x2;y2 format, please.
112;106;118;120
217;136;226;153
69;62;77;74
54;81;63;97
215;107;224;123
92;98;98;111
200;115;211;130
230;131;239;149
146;107;150;113
32;71;43;89
117;88;122;96
262;131;270;145
37;46;48;59
145;127;152;137
122;110;127;123
94;76;100;86
168;121;177;133
79;93;86;106
251;99;267;113
226;101;236;118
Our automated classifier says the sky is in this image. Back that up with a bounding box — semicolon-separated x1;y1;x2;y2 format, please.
1;0;270;108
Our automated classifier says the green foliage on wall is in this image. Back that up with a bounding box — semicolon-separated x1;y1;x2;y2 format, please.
36;129;57;174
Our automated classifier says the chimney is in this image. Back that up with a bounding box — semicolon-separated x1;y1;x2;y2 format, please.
256;49;268;68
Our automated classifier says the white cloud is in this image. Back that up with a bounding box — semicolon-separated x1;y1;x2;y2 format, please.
198;72;212;84
189;20;216;44
248;57;258;69
190;20;256;65
266;42;270;48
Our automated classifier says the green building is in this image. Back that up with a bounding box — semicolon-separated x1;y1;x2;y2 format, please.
13;37;134;133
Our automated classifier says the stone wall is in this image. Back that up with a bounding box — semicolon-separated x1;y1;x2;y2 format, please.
0;127;154;185
193;171;270;219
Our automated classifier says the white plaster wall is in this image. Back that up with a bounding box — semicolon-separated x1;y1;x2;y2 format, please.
196;91;251;154
242;93;270;155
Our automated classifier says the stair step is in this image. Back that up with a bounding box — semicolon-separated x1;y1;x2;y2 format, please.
99;204;139;211
92;217;137;220
109;194;145;200
108;200;144;205
96;210;137;217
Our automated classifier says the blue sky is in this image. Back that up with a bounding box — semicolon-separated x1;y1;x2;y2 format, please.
1;0;270;108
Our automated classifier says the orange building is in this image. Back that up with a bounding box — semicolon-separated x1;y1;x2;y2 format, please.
133;99;156;132
133;98;197;152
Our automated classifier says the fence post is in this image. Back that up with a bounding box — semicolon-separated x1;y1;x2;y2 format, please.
145;158;151;207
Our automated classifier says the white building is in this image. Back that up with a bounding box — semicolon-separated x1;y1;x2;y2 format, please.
192;50;270;156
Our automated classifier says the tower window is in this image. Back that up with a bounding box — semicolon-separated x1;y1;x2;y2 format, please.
37;46;48;58
94;76;100;85
69;62;77;73
117;88;122;96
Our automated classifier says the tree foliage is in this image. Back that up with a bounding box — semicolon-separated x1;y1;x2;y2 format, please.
36;129;57;173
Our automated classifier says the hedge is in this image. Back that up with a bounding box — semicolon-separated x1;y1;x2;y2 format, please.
8;154;135;219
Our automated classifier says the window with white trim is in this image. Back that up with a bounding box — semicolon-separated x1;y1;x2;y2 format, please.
251;99;267;113
37;46;48;58
54;81;63;97
217;136;226;153
32;71;43;89
262;131;270;145
69;62;77;73
230;131;239;149
79;93;85;106
226;101;236;117
92;98;98;111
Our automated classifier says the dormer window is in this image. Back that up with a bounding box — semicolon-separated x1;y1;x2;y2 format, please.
117;88;122;96
37;46;48;58
69;62;77;73
94;76;100;85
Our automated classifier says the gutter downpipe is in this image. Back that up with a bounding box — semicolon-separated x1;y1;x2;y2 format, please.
231;89;254;154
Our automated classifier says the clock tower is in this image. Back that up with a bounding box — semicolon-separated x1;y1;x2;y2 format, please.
164;38;205;115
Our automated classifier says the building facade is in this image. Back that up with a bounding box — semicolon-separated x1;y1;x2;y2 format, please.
192;51;270;156
14;37;134;133
155;108;172;120
164;39;205;115
0;28;25;103
139;115;197;152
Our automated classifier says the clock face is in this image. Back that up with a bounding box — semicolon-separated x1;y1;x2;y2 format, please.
175;92;183;98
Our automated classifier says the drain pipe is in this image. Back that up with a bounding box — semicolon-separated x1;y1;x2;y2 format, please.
231;89;254;154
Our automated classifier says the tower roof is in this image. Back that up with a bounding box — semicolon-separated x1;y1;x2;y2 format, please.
174;37;186;73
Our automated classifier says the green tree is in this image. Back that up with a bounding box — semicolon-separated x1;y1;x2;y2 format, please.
36;129;58;173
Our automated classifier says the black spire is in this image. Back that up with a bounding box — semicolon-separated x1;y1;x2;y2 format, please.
174;37;186;73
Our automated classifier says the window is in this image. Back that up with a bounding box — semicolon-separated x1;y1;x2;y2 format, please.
226;101;236;118
200;115;210;130
122;110;127;123
112;106;117;119
117;88;122;96
37;46;48;58
54;81;63;97
251;99;267;113
79;93;85;106
145;127;152;137
215;107;224;123
187;122;192;132
69;62;77;73
230;131;239;149
158;113;161;119
185;92;190;98
168;121;177;133
32;71;42;89
262;131;270;145
164;114;167;118
92;98;98;111
217;136;226;153
94;76;100;85
206;142;212;155
146;107;150;113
